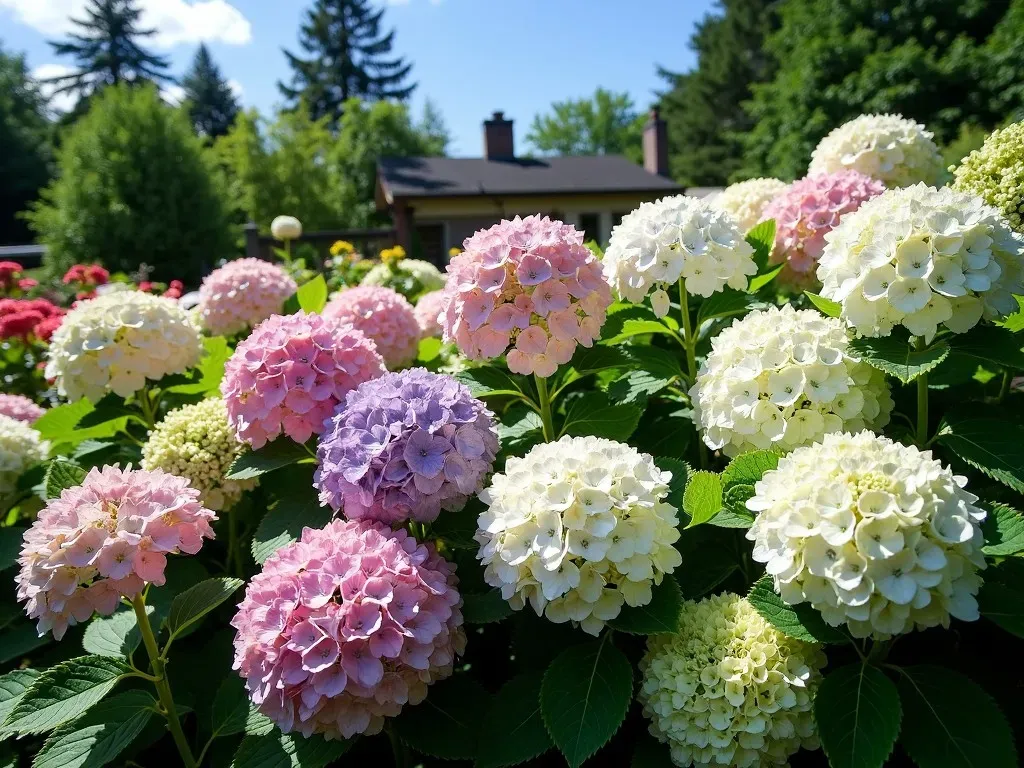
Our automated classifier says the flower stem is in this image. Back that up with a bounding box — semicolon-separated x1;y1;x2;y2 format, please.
998;370;1011;403
678;279;709;470
914;337;929;447
137;385;160;430
534;374;556;442
131;595;197;768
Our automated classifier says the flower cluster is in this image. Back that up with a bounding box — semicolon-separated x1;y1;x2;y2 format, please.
413;290;445;337
809;114;944;188
690;305;893;457
221;311;385;448
0;414;49;495
817;184;1024;338
763;171;885;286
330;240;356;258
16;466;216;639
362;256;445;303
952;120;1024;233
197;258;298;336
747;431;987;638
0;299;64;341
639;593;825;768
231;520;465;740
316;368;498;524
140;279;185;300
475;435;681;635
440;215;611;376
603;195;757;314
0;394;45;423
45;292;203;402
0;262;37;296
63;264;110;287
323;286;421;369
712;178;788;233
142;398;254;510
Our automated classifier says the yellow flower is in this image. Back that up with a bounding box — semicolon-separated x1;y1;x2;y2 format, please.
330;240;355;257
380;245;407;267
448;246;462;257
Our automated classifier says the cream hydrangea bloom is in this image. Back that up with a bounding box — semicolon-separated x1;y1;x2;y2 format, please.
141;398;254;510
952;120;1024;233
45;292;204;402
809;114;944;188
818;184;1024;339
604;195;757;316
475;435;681;635
0;414;49;495
747;431;987;639
690;305;893;456
712;178;788;233
639;593;825;768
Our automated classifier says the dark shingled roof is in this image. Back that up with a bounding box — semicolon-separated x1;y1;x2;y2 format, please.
377;155;683;201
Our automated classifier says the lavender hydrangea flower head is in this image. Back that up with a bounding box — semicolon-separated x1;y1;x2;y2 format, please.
315;368;498;524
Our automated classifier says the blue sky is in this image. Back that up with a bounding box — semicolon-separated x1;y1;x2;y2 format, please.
0;0;713;156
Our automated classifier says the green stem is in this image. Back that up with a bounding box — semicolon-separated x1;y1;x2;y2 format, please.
998;370;1011;403
914;337;929;447
678;279;709;470
534;374;556;442
131;595;197;768
387;724;411;768
137;385;161;430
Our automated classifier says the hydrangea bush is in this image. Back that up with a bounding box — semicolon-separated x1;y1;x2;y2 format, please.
951;119;1024;232
712;177;788;233
0;114;1022;768
197;258;297;336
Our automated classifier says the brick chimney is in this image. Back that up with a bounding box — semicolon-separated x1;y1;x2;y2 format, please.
483;111;514;160
643;107;669;177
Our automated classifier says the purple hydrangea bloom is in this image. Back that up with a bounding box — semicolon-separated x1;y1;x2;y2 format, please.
315;368;499;523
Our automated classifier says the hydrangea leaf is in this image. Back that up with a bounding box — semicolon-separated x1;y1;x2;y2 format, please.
977;561;1024;639
455;367;529;399
935;413;1024;493
981;503;1024;556
32;690;154;768
896;665;1017;768
244;707;275;737
746;219;776;268
166;577;244;641
674;542;737;599
654;456;688;510
804;292;842;318
0;670;39;732
165;336;230;396
230;731;349;768
394;675;488;760
720;450;780;489
416;336;442;363
209;676;250;739
81;607;150;659
462;589;513;625
476;673;552;768
947;324;1024;371
540;636;633;768
252;466;332;565
226;441;311;481
0;527;26;572
747;575;849;645
560;392;642;442
848;335;951;383
294;274;328;314
568;345;629;374
814;663;901;768
683;471;723;528
713;485;756;528
748;263;784;293
608;577;682;635
43;460;87;500
608;368;675;405
696;287;757;326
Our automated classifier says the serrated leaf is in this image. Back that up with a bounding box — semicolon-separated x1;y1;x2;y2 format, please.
0;670;39;731
230;732;349;768
948;325;1024;371
683;471;722;528
1;656;130;735
166;577;244;640
226;441;310;481
560;392;641;442
603;318;676;344
44;461;87;500
747;575;848;644
982;503;1024;556
498;404;543;454
34;400;94;443
978;577;1024;639
896;665;1017;768
748;263;784;293
476;673;552;768
394;676;488;760
746;219;776;265
210;677;249;739
462;590;513;625
245;708;275;736
608;577;682;634
655;456;688;510
166;336;230;396
252;466;332;564
696;288;756;326
849;335;950;383
0;527;25;572
455;367;528;399
81;608;150;659
814;664;901;768
720;451;779;489
805;291;841;317
715;484;756;528
674;543;737;599
32;690;154;768
935;413;1024;493
295;275;328;313
608;369;674;404
569;346;629;374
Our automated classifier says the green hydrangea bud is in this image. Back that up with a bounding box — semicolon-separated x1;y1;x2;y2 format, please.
952;121;1024;233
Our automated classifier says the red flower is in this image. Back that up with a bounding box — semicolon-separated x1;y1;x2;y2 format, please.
18;278;38;291
0;298;65;340
34;314;64;342
63;264;110;287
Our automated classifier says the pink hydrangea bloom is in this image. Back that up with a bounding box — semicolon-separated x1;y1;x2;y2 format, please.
16;466;216;640
221;312;386;449
323;286;421;369
414;290;446;337
439;215;612;377
198;258;297;336
231;519;465;740
763;171;885;286
0;394;44;423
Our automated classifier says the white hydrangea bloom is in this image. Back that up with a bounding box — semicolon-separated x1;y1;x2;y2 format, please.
690;305;893;457
603;195;757;314
475;435;682;635
0;414;49;495
712;178;788;233
45;291;204;402
639;593;825;768
818;184;1024;339
809;114;944;188
747;431;987;639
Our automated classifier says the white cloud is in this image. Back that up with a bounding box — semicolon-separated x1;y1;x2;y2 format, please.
0;0;252;48
161;83;186;105
30;63;80;113
228;78;243;100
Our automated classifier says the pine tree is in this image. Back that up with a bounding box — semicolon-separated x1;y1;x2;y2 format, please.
279;0;415;124
46;0;169;99
181;44;240;139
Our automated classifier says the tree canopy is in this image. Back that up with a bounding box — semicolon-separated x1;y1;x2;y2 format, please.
526;88;645;163
181;44;240;139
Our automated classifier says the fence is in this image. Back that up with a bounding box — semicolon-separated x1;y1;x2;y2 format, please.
243;223;398;263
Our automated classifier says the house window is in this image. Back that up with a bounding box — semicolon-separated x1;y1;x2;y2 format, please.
578;213;601;242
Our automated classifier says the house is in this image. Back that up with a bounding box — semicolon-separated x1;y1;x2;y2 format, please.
375;109;683;264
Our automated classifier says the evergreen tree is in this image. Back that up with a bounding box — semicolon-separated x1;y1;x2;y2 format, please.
279;0;415;124
181;44;240;139
46;0;169;100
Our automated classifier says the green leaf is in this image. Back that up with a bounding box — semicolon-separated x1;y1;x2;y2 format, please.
849;335;950;383
476;673;552;768
978;577;1024;639
748;263;784;293
982;503;1024;556
166;336;230;396
0;670;39;731
244;708;275;737
603;318;676;344
394;676;488;761
462;590;513;625
417;336;443;363
747;575;848;644
44;460;87;500
226;441;311;481
696;287;756;326
714;484;756;528
897;665;1017;768
569;345;629;374
674;543;737;599
998;295;1024;332
607;577;682;635
947;325;1024;371
607;369;674;404
252;466;333;565
560;392;642;442
720;450;779;489
32;690;154;768
498;405;543;454
1;656;130;736
935;413;1024;493
0;622;50;665
804;291;842;318
655;456;688;510
295;275;328;313
230;732;349;768
456;367;528;399
683;471;723;528
166;577;244;640
541;637;632;768
814;664;901;768
81;608;149;659
34;400;95;443
210;677;250;739
746;219;776;266
0;527;25;572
